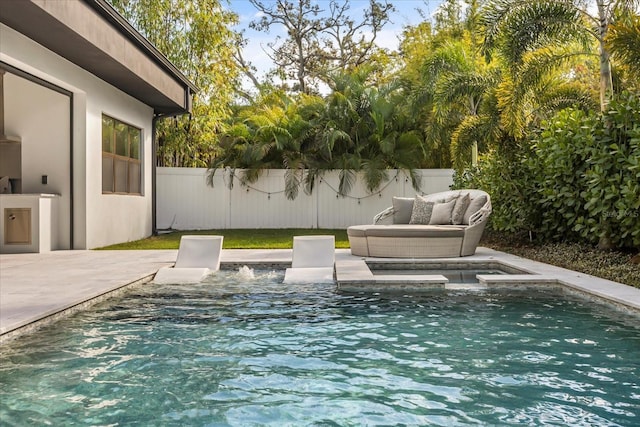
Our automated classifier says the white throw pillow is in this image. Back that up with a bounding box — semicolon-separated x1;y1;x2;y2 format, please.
392;197;415;224
451;193;470;225
429;199;457;225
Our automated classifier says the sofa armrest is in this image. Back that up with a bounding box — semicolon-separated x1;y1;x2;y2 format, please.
468;198;492;226
373;206;394;225
461;217;488;256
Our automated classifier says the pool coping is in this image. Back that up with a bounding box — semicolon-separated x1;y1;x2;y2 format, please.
335;248;640;316
1;247;639;344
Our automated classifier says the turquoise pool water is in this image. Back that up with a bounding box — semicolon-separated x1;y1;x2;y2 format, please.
1;269;640;426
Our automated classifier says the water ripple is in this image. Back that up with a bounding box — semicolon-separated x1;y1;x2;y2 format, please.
1;271;640;425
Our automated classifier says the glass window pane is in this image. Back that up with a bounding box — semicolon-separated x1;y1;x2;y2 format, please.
130;129;141;160
129;161;141;194
102;156;114;192
115;123;128;157
102;116;114;153
114;158;128;193
101;116;142;195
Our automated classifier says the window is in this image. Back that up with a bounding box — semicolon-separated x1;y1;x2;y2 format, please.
102;115;142;194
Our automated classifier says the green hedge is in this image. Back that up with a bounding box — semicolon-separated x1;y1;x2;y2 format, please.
455;92;640;249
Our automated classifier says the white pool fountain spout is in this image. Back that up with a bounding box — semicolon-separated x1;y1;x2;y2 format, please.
153;236;223;284
238;265;255;280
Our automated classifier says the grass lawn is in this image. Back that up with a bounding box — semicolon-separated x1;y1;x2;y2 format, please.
98;229;350;250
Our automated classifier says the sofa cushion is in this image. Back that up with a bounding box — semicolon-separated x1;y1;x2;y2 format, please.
409;196;434;224
428;199;456;225
363;224;466;238
392;197;415;224
451;193;470;225
464;194;488;225
346;225;368;237
420;193;448;204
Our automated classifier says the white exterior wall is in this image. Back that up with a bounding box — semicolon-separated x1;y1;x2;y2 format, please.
83;81;153;249
158;168;454;230
1;23;154;249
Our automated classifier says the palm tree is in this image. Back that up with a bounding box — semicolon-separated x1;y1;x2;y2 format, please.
209;70;425;199
309;69;424;195
409;40;504;170
606;13;640;84
409;34;596;170
208;91;318;199
481;0;640;110
432;63;502;169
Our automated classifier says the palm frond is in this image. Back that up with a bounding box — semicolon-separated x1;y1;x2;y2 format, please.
496;75;532;138
240;167;263;186
407;169;423;192
205;167;217;188
533;84;598;117
325;126;353;153
607;15;640;80
303;168;324;195
450;114;495;170
481;0;591;67
361;159;388;193
421;41;473;82
338;168;356;197
521;46;593;87
283;155;305;200
435;70;500;112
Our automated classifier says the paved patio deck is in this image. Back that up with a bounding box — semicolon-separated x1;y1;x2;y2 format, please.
1;248;639;344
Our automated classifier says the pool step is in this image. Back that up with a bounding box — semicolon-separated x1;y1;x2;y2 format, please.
337;275;448;292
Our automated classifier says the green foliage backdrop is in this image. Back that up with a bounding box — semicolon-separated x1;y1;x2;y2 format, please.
456;92;640;250
107;0;639;249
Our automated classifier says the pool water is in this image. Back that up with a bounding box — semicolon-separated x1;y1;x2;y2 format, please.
1;269;640;426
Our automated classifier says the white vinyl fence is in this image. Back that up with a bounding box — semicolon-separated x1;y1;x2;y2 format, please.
157;168;454;230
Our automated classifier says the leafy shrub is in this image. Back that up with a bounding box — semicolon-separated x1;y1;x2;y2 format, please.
531;108;595;242
533;92;640;248
452;144;538;232
456;91;640;250
582;92;640;248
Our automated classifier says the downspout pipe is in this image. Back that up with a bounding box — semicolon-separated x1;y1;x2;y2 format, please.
152;88;193;235
151;110;190;236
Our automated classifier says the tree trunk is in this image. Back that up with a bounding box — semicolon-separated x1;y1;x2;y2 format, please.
596;0;613;111
595;0;615;249
297;38;306;93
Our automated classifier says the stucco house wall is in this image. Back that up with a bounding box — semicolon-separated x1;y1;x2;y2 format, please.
0;0;194;252
1;23;154;249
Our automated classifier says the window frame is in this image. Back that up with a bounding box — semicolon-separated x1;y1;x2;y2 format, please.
101;114;143;196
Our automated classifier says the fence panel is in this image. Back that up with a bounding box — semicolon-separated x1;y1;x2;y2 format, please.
316;171;399;228
157;168;454;229
228;170;315;228
156;168;227;230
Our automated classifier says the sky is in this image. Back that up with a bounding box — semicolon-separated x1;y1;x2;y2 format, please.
225;0;444;90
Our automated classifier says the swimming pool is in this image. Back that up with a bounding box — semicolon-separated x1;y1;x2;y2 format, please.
1;269;639;426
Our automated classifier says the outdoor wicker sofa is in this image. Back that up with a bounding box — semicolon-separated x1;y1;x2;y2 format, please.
347;189;492;258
